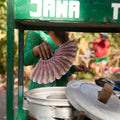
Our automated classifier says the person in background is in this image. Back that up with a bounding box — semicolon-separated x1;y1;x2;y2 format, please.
90;33;110;79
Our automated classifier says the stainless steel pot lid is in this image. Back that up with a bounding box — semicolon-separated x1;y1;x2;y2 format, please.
25;87;70;106
66;80;120;120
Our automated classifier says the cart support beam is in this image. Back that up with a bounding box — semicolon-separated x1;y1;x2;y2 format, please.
6;0;14;119
18;30;24;106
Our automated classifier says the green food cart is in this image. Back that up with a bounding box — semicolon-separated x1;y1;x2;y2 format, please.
7;0;120;119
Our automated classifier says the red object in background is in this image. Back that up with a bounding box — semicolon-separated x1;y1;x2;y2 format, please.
105;66;109;70
90;63;110;69
93;38;110;58
90;63;120;74
105;66;120;73
114;68;120;73
90;63;96;69
109;67;120;73
105;66;117;71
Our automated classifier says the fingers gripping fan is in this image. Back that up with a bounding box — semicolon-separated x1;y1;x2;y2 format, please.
30;40;77;84
66;80;120;120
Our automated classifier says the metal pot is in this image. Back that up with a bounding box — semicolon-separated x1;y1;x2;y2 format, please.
23;87;75;120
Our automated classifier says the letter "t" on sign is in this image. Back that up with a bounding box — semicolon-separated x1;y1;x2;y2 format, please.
112;3;120;20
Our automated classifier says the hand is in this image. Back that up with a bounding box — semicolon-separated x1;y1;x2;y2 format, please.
33;42;54;59
74;64;89;73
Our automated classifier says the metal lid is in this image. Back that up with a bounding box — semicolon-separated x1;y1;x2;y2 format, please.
25;87;70;106
66;80;120;120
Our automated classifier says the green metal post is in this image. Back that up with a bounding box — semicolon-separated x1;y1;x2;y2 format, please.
6;0;14;119
18;30;24;107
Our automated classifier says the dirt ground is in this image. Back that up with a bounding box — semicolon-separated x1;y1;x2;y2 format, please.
0;90;6;120
0;89;18;120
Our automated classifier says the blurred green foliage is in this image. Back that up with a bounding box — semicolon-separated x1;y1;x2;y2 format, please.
0;38;6;73
0;0;28;74
0;0;7;74
0;0;7;32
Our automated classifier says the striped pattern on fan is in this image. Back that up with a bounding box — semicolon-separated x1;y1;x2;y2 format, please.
30;39;77;84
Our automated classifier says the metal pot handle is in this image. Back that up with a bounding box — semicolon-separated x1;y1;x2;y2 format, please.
23;96;29;110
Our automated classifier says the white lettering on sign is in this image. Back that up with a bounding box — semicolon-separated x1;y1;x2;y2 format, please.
30;0;42;17
56;1;68;18
30;0;80;18
43;0;55;17
112;3;120;20
69;1;80;18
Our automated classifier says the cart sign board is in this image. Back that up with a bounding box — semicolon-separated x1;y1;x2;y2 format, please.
15;0;120;24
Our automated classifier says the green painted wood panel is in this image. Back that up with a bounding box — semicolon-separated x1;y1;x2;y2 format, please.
14;0;120;24
7;0;14;119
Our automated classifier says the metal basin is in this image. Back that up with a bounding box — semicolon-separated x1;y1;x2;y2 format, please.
23;87;74;120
